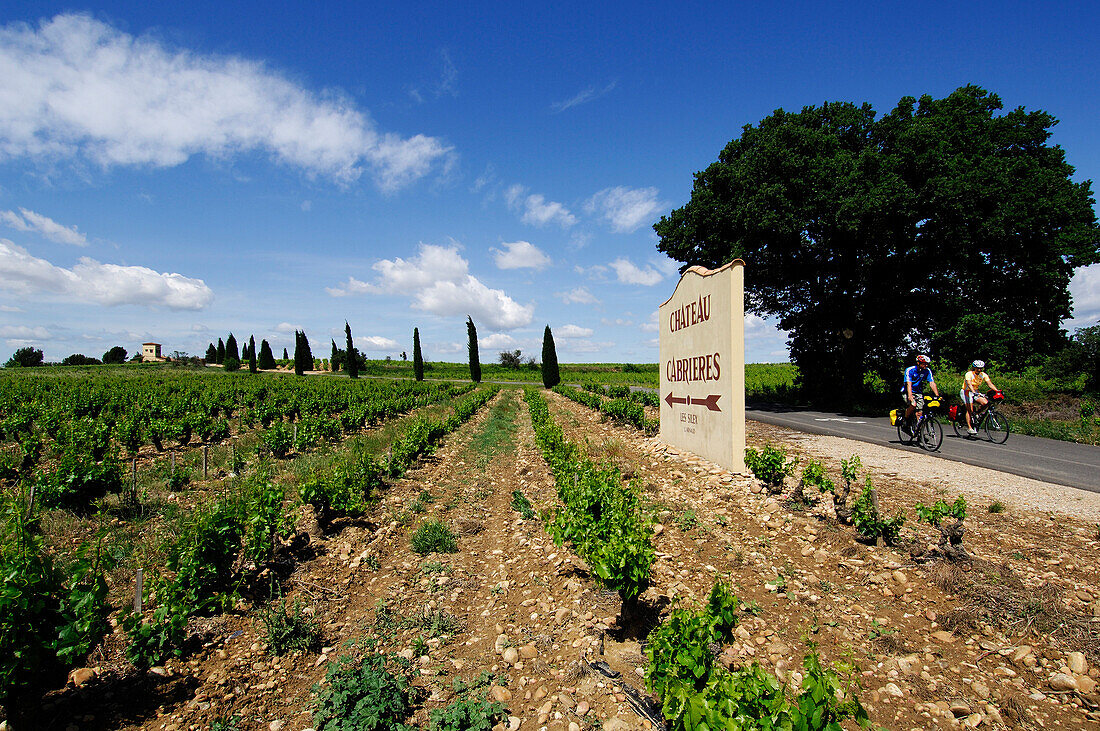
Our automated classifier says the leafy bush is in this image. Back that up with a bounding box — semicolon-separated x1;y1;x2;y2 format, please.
1;495;110;700
510;489;535;519
850;480;905;545
241;475;291;563
411;519;458;555
429;673;507;731
313;653;416;731
916;495;969;560
527;389;654;601
645;581;868;730
263;422;293;458
744;444;797;493
262;596;322;655
165;465;192;491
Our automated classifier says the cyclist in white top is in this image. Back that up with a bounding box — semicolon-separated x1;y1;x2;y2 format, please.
960;359;999;435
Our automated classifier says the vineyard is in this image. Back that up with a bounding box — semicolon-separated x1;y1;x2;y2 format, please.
1;367;1099;730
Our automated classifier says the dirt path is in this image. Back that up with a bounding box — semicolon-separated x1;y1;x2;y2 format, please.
30;387;1100;730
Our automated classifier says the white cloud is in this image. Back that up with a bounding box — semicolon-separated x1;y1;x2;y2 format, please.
0;304;23;312
1;208;87;245
601;317;634;327
0;324;50;339
360;335;399;351
327;243;533;330
557;287;600;305
0;238;212;309
0;14;452;190
481;333;517;348
584;186;665;233
557;324;594;338
505;185;576;228
492;240;551;270
575;264;609;281
274;322;299;333
550;81;617;113
1068;263;1100;328
609;257;664;286
640;312;659;332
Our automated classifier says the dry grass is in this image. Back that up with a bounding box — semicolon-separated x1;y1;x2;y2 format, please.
927;558;1100;664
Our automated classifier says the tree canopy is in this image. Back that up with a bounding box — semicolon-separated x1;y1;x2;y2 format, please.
467;317;481;384
541;325;560;388
654;85;1100;400
102;346;127;364
5;347;44;368
412;327;424;381
344;322;359;379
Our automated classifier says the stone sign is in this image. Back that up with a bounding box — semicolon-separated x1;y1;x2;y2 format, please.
658;260;745;473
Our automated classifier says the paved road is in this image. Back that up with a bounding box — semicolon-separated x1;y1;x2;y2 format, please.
747;404;1100;494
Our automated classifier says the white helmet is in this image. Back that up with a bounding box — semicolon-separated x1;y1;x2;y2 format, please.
971;359;985;369
916;354;930;365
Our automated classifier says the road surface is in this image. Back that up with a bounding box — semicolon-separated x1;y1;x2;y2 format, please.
746;404;1100;494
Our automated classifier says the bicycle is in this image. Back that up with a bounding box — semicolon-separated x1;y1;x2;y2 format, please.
893;394;944;451
948;390;1010;444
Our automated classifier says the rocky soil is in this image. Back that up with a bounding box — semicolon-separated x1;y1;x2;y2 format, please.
19;388;1100;731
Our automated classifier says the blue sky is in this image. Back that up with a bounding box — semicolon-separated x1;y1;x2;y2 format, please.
0;1;1097;364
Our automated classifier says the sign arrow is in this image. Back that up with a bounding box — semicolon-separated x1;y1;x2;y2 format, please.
664;393;722;412
690;394;722;412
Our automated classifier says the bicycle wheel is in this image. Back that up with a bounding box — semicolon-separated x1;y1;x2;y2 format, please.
919;416;943;451
951;412;966;438
897;415;915;444
985;411;1010;444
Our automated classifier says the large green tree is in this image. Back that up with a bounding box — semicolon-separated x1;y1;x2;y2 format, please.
412;327;424;381
467;316;481;384
258;339;276;370
541;325;560;388
654;85;1100;400
102;346;127;364
345;322;358;380
5;347;44;367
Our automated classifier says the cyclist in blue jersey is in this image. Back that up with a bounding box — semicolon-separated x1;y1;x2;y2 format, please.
900;354;941;433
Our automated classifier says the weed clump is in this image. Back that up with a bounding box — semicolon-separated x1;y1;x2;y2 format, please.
313;653;416;731
262;596;322;655
411;518;458;555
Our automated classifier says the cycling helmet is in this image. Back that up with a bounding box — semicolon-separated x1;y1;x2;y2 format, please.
916;354;930;365
971;359;985;369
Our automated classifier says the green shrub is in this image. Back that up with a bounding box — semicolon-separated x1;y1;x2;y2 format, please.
411;519;458;555
429;673;507;731
263;422;293;458
744;444;797;492
645;581;868;730
262;596;322;655
313;653;416;731
851;480;905;545
165;465;192;491
510;490;535;519
1;498;63;700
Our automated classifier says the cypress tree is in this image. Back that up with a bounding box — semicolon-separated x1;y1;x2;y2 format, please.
345;321;359;380
248;335;257;373
258;339;276;369
226;333;239;361
282;347;289;360
467;316;481;383
293;330;314;375
217;338;225;364
413;328;424;381
541;325;560;388
205;343;217;363
330;339;339;372
293;331;304;376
